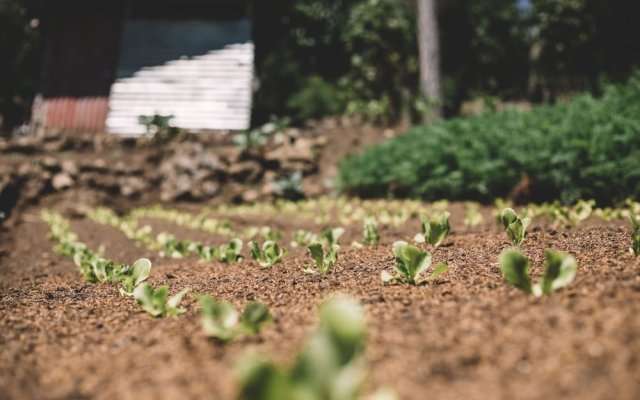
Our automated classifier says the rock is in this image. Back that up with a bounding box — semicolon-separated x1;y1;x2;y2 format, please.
61;160;79;176
7;137;38;154
52;173;74;191
228;160;262;182
40;156;60;171
174;155;198;174
119;176;147;198
160;174;192;202
201;181;220;197
242;189;259;203
85;158;107;172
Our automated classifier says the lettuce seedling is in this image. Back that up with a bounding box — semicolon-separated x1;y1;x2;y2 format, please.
260;226;283;241
381;241;449;285
133;283;190;317
236;297;394;400
415;212;450;247
500;208;531;246
291;229;317;248
118;258;152;295
629;213;640;256
249;240;287;267
219;238;244;263
198;295;272;342
156;232;192;258
499;248;577;296
464;202;484;230
190;243;219;261
553;200;594;227
320;227;345;247
363;219;380;246
305;242;339;274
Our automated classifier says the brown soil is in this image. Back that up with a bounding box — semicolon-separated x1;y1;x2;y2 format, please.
1;204;639;400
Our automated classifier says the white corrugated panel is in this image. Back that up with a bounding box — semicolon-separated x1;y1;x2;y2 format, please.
107;20;253;135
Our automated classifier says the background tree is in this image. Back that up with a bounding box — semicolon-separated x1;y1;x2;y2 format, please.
0;0;40;136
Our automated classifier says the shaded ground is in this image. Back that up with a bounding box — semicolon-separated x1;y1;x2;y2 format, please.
0;203;639;400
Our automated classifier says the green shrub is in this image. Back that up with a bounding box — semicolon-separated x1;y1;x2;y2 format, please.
339;76;640;205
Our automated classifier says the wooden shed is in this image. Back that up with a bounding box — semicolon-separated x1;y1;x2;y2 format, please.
29;0;253;135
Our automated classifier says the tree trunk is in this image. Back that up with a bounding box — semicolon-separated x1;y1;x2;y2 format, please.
417;0;442;119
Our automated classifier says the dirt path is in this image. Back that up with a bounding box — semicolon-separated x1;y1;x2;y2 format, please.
1;205;639;400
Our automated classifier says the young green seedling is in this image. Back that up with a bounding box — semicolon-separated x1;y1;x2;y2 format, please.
499;248;577;296
629;213;640;256
305;242;339;274
156;232;192;258
259;226;283;241
249;240;287;267
320;227;345;247
219;238;244;263
363;219;380;246
464;202;484;230
415;212;450;247
198;295;272;342
291;229;317;248
133;283;190;317
500;208;531;246
236;297;384;400
190;243;219;261
118;258;152;295
381;241;449;285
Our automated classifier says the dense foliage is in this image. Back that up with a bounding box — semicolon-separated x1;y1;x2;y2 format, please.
0;0;39;135
339;76;640;205
253;0;640;124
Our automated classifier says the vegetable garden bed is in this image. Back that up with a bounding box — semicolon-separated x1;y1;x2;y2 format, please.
1;198;639;399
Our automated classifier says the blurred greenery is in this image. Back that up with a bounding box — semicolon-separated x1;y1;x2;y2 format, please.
339;73;640;205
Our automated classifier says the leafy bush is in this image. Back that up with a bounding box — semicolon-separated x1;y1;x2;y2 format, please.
339;77;640;205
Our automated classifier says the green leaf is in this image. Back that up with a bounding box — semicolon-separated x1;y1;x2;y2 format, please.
540;250;577;294
427;263;449;281
391;241;432;284
500;208;518;229
235;356;290;400
321;227;345;247
249;241;261;261
199;295;239;341
166;287;190;316
363;220;380;246
131;258;151;286
241;302;273;334
134;283;167;317
499;249;533;294
422;212;450;247
308;242;324;268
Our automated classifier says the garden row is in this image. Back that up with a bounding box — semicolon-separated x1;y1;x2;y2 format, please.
41;210;395;400
41;200;640;398
339;75;640;205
